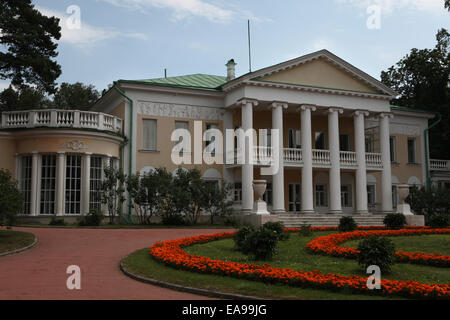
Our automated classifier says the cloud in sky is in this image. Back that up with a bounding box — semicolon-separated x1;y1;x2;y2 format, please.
99;0;266;23
335;0;446;15
37;6;148;50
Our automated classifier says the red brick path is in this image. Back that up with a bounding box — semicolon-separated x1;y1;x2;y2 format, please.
0;227;231;300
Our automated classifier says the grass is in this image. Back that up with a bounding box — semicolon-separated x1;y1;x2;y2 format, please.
122;231;450;300
0;229;35;254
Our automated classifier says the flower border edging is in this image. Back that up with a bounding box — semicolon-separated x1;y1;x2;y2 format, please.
119;253;264;300
0;234;38;257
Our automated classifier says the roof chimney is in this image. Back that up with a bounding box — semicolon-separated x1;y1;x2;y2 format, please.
226;59;237;81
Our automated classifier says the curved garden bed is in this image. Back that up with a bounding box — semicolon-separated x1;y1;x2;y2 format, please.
0;229;37;256
149;227;450;300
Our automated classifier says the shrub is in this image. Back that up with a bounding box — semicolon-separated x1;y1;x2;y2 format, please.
338;216;357;232
383;213;407;230
357;236;396;273
233;226;255;254
0;169;23;226
78;210;104;227
49;217;66;226
162;214;186;226
263;221;289;241
223;216;240;228
298;224;313;237
246;228;279;260
407;187;450;221
428;214;449;228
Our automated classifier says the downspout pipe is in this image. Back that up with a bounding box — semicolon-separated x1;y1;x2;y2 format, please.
424;112;442;190
113;81;135;224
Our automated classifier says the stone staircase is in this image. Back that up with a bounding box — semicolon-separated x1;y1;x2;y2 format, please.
276;214;386;228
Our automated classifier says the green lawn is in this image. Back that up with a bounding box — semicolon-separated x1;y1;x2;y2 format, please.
122;231;450;300
0;229;35;254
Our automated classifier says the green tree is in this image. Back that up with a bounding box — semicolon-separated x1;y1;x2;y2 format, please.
0;169;23;227
381;29;450;159
0;0;61;94
52;82;100;110
101;165;126;224
203;181;234;225
0;85;50;113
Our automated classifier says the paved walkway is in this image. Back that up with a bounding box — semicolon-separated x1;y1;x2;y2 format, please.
0;227;231;300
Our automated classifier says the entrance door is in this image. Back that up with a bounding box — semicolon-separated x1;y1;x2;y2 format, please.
289;184;301;213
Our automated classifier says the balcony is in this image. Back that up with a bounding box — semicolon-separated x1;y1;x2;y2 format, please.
1;110;123;134
430;159;450;171
227;147;383;170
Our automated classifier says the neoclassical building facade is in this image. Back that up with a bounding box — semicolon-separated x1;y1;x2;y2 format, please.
1;50;448;223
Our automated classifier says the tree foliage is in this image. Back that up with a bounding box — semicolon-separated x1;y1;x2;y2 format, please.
0;0;61;94
101;165;126;224
407;186;450;225
0;85;50;113
0;169;23;226
51;82;100;110
381;29;450;159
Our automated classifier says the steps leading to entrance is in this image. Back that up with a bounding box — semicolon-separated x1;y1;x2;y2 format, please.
276;214;386;228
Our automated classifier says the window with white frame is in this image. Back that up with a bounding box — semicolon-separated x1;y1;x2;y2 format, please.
341;185;352;207
234;183;242;203
21;156;32;215
65;155;82;215
315;132;327;150
263;182;273;206
407;138;417;164
143;119;157;151
367;184;376;207
340;134;351;152
288;129;301;149
315;184;328;207
90;156;103;212
392;185;398;209
40;155;56;215
390;136;397;162
365;135;375;153
289;184;301;213
206;123;219;155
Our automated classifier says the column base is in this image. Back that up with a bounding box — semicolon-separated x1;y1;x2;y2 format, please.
355;210;370;215
271;209;286;215
240;209;253;215
301;210;316;215
328;210;342;215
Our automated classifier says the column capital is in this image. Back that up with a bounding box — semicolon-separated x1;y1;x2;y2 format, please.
57;151;66;155
31;151;39;155
352;110;370;117
328;107;344;115
237;98;259;107
298;104;317;112
271;101;288;109
84;152;93;156
379;112;394;119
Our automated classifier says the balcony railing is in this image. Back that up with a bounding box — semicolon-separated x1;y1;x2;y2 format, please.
1;110;123;134
430;159;450;171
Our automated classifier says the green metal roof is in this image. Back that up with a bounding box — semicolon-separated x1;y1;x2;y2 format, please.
390;105;433;114
120;74;227;91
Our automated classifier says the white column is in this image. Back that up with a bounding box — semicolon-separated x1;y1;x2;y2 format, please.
82;153;92;215
380;113;394;213
241;99;258;214
353;111;369;214
56;152;65;216
30;152;39;216
223;110;234;186
272;102;287;214
300;105;316;214
328;108;343;214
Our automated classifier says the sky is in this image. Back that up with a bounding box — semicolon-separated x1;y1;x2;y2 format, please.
1;0;449;93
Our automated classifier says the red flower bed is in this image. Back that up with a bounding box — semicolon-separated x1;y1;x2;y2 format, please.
306;228;450;267
149;228;450;300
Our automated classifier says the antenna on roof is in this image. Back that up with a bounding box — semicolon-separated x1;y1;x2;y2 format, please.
248;20;252;73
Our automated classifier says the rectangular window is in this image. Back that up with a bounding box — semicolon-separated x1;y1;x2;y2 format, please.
341;185;352;208
142;119;157;151
263;183;273;206
289;184;301;213
90;156;103;212
367;185;376;206
21;156;32;215
40;155;56;215
315;184;328;207
234;183;242;203
288;129;301;149
339;134;351;152
206;123;219;154
315;132;326;150
392;185;398;209
407;138;417;164
65;155;82;215
390;136;396;162
365;135;374;153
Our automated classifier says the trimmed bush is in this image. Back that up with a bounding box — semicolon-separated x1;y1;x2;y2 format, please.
383;213;407;230
298;224;313;237
263;221;289;241
338;216;357;232
357;236;396;273
49;217;66;226
78;210;104;227
233;226;255;254
246;228;279;260
428;215;449;228
162;214;186;226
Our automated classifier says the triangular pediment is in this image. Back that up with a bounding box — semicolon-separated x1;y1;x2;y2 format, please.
256;57;380;94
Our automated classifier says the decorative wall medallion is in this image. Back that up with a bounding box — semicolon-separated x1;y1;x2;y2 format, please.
138;101;225;121
63;140;88;151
